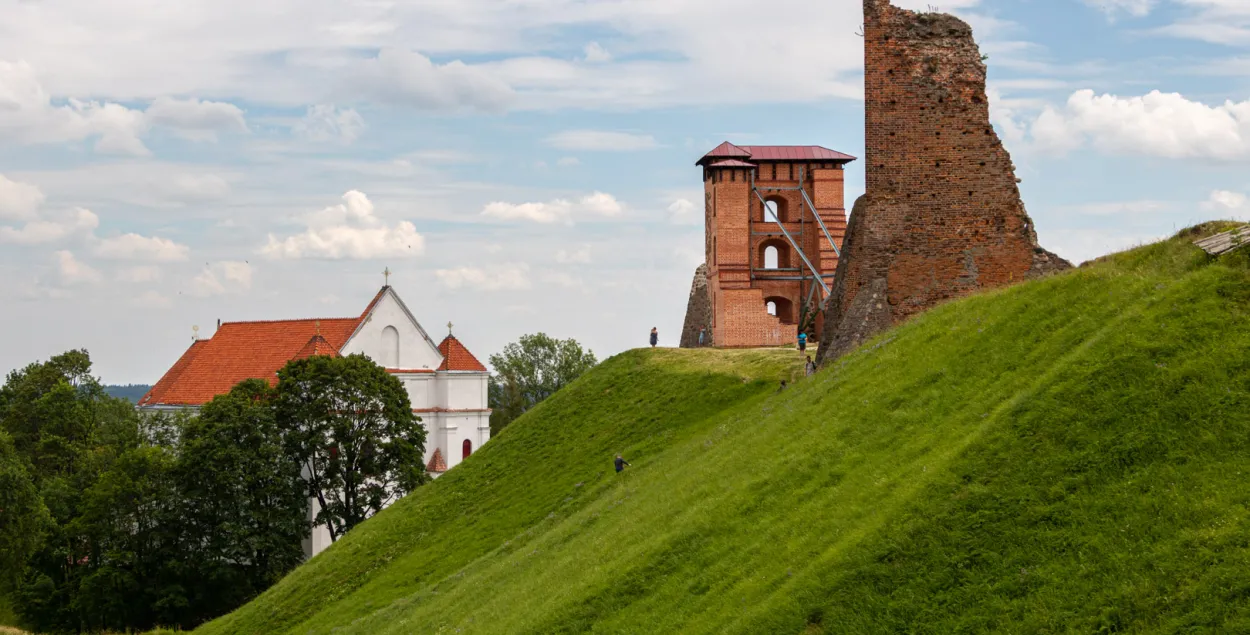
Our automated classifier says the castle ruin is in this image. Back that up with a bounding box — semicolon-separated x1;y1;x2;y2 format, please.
815;0;1070;364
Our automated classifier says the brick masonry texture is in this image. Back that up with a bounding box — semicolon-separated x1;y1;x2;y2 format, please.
816;0;1071;365
680;264;714;348
697;159;850;348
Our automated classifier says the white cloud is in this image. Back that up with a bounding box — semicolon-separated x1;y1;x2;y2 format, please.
545;130;658;151
133;290;172;308
482;191;624;224
0;207;99;244
94;233;190;262
193;261;253;296
0;60;149;156
544;271;585;290
145;96;248;141
262;190;425;259
294;104;365;144
0;174;46;221
435;263;531;290
1083;0;1157;18
556;157;581;167
1202;189;1250;220
117;265;162;283
353;48;514;112
1030;89;1250;161
582;42;612;64
555;245;592;264
55;250;102;285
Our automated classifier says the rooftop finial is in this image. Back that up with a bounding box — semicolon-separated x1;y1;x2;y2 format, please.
192;325;200;341
383;266;392;287
447;321;454;337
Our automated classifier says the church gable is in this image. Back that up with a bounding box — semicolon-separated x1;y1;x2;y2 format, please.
339;286;443;371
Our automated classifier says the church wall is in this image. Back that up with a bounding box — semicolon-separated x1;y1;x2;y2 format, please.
398;373;435;410
441;372;488;411
340;291;443;371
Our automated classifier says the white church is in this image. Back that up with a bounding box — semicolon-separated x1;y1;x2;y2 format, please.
138;284;492;557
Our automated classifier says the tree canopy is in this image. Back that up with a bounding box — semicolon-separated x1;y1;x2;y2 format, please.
488;333;597;433
275;353;426;543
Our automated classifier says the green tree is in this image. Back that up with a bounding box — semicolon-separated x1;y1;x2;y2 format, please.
275;354;425;543
172;379;309;621
487;333;597;433
0;431;51;590
1;350;141;633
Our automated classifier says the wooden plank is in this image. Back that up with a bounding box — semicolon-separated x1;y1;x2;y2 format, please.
1195;225;1250;256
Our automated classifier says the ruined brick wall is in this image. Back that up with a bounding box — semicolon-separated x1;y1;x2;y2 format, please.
816;0;1070;365
680;264;713;348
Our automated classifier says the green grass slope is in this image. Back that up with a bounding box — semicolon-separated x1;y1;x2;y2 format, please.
201;224;1250;634
196;349;804;635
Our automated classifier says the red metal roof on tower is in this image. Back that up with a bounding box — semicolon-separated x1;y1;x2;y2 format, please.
707;159;757;168
697;142;857;166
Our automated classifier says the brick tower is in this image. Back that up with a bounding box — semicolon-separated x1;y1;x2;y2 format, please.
696;142;857;347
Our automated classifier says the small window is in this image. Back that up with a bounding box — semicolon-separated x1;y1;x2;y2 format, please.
463;439;473;459
766;301;777;316
765;200;780;223
764;246;779;269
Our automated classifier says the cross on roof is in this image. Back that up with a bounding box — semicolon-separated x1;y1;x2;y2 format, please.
383;267;392;286
447;321;454;337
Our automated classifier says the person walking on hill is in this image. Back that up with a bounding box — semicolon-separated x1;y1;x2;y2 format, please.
698;327;706;346
615;454;631;473
650;327;658;348
805;356;817;377
798;331;808;353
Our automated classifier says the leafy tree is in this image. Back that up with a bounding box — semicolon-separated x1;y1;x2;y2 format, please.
275;354;426;543
0;431;51;590
488;333;597;433
1;350;141;633
172;379;309;621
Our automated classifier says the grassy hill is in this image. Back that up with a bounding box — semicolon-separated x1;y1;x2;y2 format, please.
197;223;1250;634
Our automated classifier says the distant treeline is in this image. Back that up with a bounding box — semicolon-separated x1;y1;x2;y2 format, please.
103;384;152;403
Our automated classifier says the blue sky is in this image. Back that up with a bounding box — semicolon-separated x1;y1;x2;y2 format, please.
2;0;1249;384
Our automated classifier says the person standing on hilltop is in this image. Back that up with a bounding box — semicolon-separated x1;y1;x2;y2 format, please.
798;330;808;354
698;327;706;346
615;454;631;473
650;327;658;348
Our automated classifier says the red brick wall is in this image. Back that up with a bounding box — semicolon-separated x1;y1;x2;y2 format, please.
816;0;1069;364
704;161;847;347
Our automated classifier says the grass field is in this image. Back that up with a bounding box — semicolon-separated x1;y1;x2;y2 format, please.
191;223;1250;634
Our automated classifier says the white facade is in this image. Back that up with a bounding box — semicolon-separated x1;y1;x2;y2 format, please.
304;287;491;558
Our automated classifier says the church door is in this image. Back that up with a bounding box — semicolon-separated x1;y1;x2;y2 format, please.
462;439;472;460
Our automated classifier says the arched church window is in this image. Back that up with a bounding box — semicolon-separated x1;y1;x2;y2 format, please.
381;326;400;368
463;439;473;459
766;301;777;316
764;246;779;269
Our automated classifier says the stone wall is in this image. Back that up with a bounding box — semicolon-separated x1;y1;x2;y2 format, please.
816;0;1070;365
679;264;714;348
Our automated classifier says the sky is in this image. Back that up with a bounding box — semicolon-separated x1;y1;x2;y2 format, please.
2;0;1250;384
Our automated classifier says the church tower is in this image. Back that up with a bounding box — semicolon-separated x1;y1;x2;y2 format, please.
696;142;856;347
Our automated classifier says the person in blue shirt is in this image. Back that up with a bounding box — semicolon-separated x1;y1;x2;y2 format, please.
650;327;658;347
798;331;808;353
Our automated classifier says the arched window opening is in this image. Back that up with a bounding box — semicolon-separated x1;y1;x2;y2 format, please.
764;246;779;269
765;200;780;223
463;439;473;460
764;296;796;324
757;239;790;270
381;326;400;368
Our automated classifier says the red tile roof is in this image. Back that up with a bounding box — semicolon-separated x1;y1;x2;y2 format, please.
139;317;361;407
426;448;447;473
697;142;857;166
292;334;340;361
437;335;488;372
141;286;488;407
